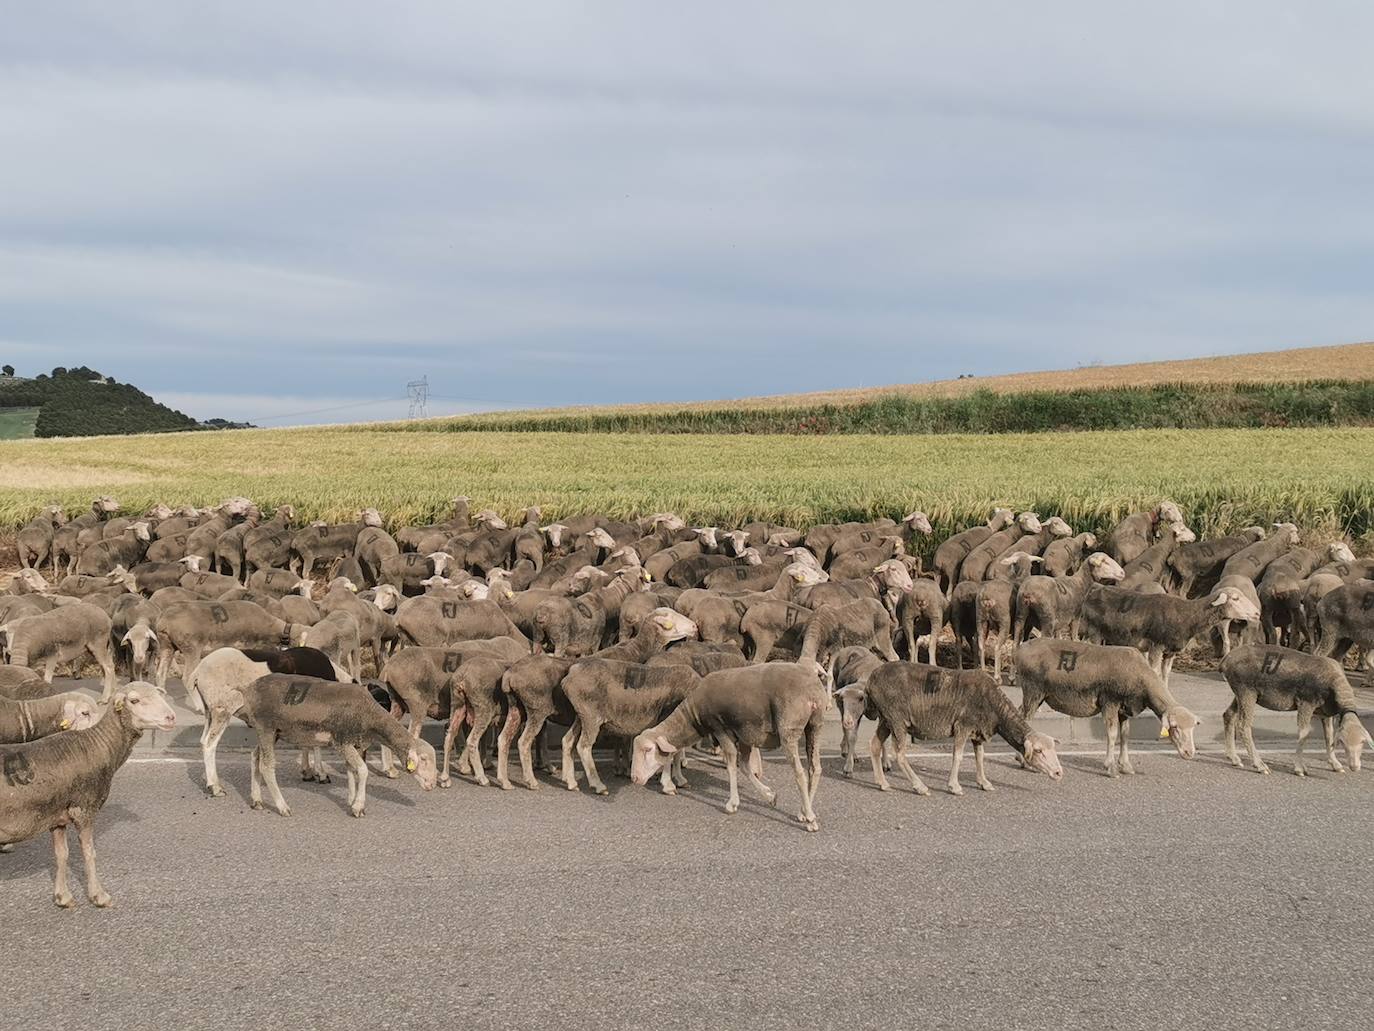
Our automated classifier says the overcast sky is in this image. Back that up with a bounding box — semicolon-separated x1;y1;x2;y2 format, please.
3;3;1372;424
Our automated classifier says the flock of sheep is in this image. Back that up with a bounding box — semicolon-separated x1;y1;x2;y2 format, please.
3;495;1372;909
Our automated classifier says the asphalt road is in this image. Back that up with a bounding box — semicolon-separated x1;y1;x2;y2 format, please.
2;742;1371;1031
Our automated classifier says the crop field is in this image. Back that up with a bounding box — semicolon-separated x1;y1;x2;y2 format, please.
0;407;39;440
2;426;1372;554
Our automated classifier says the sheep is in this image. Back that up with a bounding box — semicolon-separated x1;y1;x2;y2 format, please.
50;496;120;575
1017;638;1200;776
0;603;117;700
300;609;363;681
796;597;898;668
931;508;1014;598
1210;574;1263;657
956;511;1043;585
829;646;885;775
1299;573;1345;652
618;586;685;643
559;660;701;795
245;566;309;599
1220;522;1300;582
319;579;400;667
630;661;830;831
0;691;100;743
892;577;944;665
825;536;907;582
354;524;401;585
0;664;45;698
1041;531;1098;578
377;551;453;594
1257;543;1346;646
290;509;383;577
1079;584;1260;686
804;518;898;566
395;497;470;551
241;510;297;579
17;506;66;570
968;552;1043;681
0;681;175;907
859;661;1063;795
185;646;351;795
1013;552;1127;645
1117;522;1196;591
439;655;513;788
795;558;914;616
129;556;202;594
210;513;262;580
1105;501;1185;566
178;569;245;598
395;594;530;650
827;511;933;566
152;599;305;695
991;515;1074;568
233;673;437;817
531;568;648;656
1220;645;1372;776
1314;579;1374;664
496;654;577;789
183;502;253;569
1167;526;1266;597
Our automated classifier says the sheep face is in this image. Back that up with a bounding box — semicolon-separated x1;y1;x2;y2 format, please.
988;508;1015;530
1273;522;1300;545
1043;516;1073;538
903;511;934;535
693;527;719;550
61;696;100;731
1337;713;1371;772
404;740;439;790
835;685;867;732
1170;524;1197;544
787;562;827;587
722;531;750;556
646;608;697;643
1085;553;1126;583
16;568;48;592
630;732;674;785
1328;542;1356;563
1022;731;1063;780
542;523;569;548
1212;588;1261;624
121;625;158;669
1016;512;1043;533
117;683;177;732
872;560;914;594
585;528;617;550
1162;707;1200;759
783;548;821;570
1156;501;1184;525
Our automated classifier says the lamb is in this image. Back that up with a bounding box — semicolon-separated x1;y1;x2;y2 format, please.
73;521;152;576
1220;645;1371;775
319;580;400;667
559;660;701;795
858;661;1063;795
955;511;1042;584
233;673;437;817
1166;526;1266;597
152;599;305;694
210;513;262;580
0;691;100;743
1013;552;1127;645
1219;522;1300;582
0;682;175;907
241;509;297;579
496;654;577;789
185;646;351;795
895;577;945;665
827;511;933;566
1040;532;1098;578
531;568;648;656
1105;501;1185;566
971;553;1041;681
1079;584;1260;685
931;508;1014;598
0;602;117;699
17;506;66;570
1016;638;1200;776
630;662;830;831
354;524;401;585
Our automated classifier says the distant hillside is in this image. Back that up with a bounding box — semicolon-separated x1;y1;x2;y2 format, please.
0;366;248;438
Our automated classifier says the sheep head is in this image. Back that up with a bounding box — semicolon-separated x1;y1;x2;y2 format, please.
1170;524;1197;544
721;530;751;556
902;511;934;535
1161;706;1200;759
787;562;828;586
834;684;867;732
783;547;821;569
692;527;720;550
1085;553;1126;583
359;508;385;528
1273;522;1300;545
371;584;400;611
542;523;569;548
1328;542;1356;563
113;682;176;732
988;508;1015;530
1021;731;1063;780
426;552;453;577
1043;516;1073;538
475;510;507;530
1210;588;1261;623
59;695;100;732
130;521;152;542
1016;512;1043;533
872;559;914;594
630;730;675;785
645;607;697;643
739;547;764;567
404;739;438;790
144;502;174;520
1155;500;1184;525
1337;712;1371;772
15;568;49;594
93;495;120;516
120;623;159;668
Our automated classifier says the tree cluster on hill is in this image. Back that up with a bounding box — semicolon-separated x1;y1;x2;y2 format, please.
0;365;253;437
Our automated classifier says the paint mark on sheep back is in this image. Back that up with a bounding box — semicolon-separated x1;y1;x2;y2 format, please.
860;531;872;543
1362;592;1374;612
921;668;946;694
1057;650;1079;672
624;666;649;690
1055;581;1071;597
1260;652;1284;676
283;681;312;705
317;526;329;537
732;600;748;619
441;602;458;619
574;600;595;620
733;567;750;581
209;604;229;624
442;652;461;673
1116;595;1136;614
405;553;421;565
2;752;35;787
784;606;802;628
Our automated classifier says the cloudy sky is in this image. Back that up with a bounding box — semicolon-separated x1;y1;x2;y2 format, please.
3;3;1372;425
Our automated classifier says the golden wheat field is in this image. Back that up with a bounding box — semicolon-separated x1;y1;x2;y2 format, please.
2;426;1372;552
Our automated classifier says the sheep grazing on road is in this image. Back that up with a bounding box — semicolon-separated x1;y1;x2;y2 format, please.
1257;543;1346;646
0;682;175;908
1016;639;1200;776
1220;645;1372;775
631;661;830;831
0;602;118;700
858;661;1062;795
0;691;100;744
232;673;437;817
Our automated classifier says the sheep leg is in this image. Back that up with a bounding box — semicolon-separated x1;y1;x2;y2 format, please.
804;720;822;812
1222;699;1242;767
94;643;118;703
670;749;688;789
1118;718;1135;775
1293;704;1316;777
1322;717;1346;772
1240;698;1269;774
496;704;523;790
947;728;971;795
786;737;818;831
154;647;174;691
1160;653;1175;690
249;746;264;809
560;719;582;791
717;736;742;814
202;709;232;797
460;713;495;788
574;718;608;795
973;740;995;791
516;712;548;790
870;721;892;791
342;745;369;816
1102;704;1121;777
74;814;111;907
890;727;929;796
51;827;75;909
840;720;856;777
258;736;291;816
43;657;56;683
439;713;462;788
739;745;777;806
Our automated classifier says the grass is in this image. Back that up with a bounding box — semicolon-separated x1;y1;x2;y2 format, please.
2;425;1371;557
384;380;1374;435
0;407;39;440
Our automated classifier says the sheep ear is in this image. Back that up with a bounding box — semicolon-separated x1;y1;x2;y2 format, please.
654;735;678;756
1211;593;1228;606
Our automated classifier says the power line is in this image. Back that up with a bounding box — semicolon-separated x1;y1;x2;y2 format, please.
406;376;429;419
250;396;406;423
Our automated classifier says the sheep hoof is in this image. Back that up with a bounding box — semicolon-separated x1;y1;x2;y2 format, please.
978;780;996;793
1120;763;1136;776
948;785;964;797
207;785;226;798
766;791;778;807
661;784;677;796
275;805;291;817
475;776;490;788
564;781;579;792
89;891;113;908
1330;762;1346;774
1293;766;1306;778
724;801;739;814
54;892;76;909
382;768;399;780
914;784;930;797
498;780;513;791
437;777;452;789
1227;756;1243;768
1255;764;1271;775
250;800;264;810
350;807;365;818
593;785;608;796
804;821;819;833
1105;766;1120;779
0;842;14;853
877;783;890;792
523;780;540;791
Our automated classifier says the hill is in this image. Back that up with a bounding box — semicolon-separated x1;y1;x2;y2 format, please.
0;366;246;438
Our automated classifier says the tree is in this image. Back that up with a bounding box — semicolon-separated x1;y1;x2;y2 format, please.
1;364;13;377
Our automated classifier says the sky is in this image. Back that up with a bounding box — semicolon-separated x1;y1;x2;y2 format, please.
3;3;1373;425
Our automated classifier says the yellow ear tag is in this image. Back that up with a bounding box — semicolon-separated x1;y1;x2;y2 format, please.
59;718;71;729
406;758;416;772
113;698;124;712
1159;725;1171;739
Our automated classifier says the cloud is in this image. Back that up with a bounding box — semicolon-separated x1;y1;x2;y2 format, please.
3;3;1374;422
